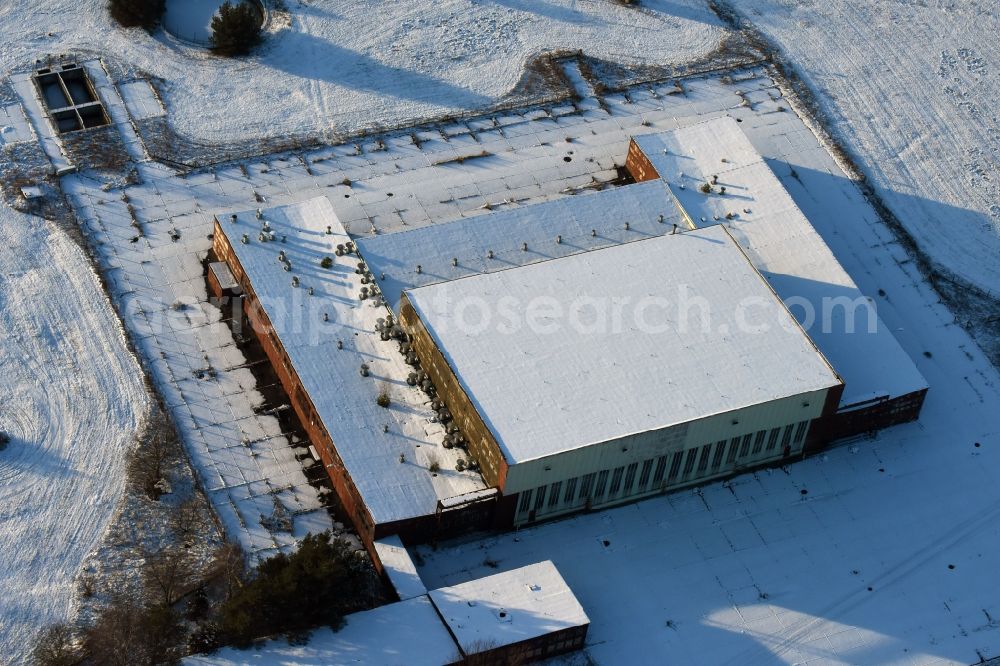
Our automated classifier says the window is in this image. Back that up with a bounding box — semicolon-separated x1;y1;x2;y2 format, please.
697;444;712;473
726;437;740;463
624;463;638;493
740;435;753;457
638;459;653;489
683;448;697;476
752;430;766;455
653;455;668;483
711;440;726;470
579;473;595;499
564;477;577;503
781;424;794;449
548;482;562;508
609;467;625;495
594;470;609;499
794;420;809;444
534;485;547;511
668;451;683;480
766;427;780;451
518;490;533;514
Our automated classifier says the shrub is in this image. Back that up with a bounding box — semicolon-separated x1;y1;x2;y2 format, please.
211;2;263;57
218;532;369;645
699;182;712;194
31;624;80;666
320;256;333;269
108;0;165;32
84;597;183;666
376;386;391;408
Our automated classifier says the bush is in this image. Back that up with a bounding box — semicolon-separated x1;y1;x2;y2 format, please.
211;2;263;56
108;0;165;32
699;182;712;194
376;389;391;408
31;624;80;666
320;256;334;269
84;597;183;666
218;532;369;645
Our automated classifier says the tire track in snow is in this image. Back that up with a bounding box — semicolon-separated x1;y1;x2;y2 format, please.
0;208;148;663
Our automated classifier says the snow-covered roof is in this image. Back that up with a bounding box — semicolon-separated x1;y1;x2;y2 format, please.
185;595;458;665
215;197;487;526
356;181;684;310
632;118;927;407
405;225;841;465
428;560;589;654
374;535;427;601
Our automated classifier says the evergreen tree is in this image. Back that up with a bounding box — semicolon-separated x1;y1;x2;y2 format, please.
108;0;166;33
218;532;369;645
211;2;263;57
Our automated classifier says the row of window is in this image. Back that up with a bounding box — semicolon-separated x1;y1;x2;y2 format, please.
516;420;810;519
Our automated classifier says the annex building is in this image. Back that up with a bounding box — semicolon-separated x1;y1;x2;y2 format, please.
210;117;926;563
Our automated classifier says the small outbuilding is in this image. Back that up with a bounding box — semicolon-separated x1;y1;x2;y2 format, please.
429;560;590;665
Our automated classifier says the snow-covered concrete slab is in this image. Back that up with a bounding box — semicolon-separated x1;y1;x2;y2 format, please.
0;103;31;144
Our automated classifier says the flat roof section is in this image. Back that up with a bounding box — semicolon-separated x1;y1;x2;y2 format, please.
632;118;927;407
429;561;589;655
215;197;487;526
356;181;684;310
405;225;841;465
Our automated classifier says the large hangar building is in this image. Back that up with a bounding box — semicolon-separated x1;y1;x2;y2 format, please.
372;223;843;525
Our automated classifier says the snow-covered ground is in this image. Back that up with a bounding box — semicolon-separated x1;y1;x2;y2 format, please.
1;0;725;143
725;0;1000;296
0;207;148;662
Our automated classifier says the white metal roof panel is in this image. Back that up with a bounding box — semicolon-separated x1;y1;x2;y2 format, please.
429;561;589;653
633;118;927;407
356;180;683;310
406;225;841;464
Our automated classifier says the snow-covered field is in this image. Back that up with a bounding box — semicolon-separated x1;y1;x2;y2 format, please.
726;0;1000;296
1;0;725;143
0;207;148;661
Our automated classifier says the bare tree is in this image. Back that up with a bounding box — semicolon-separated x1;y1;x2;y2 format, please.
169;495;204;546
84;596;182;666
31;624;80;666
83;597;146;666
127;410;181;500
143;546;195;607
208;542;246;602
